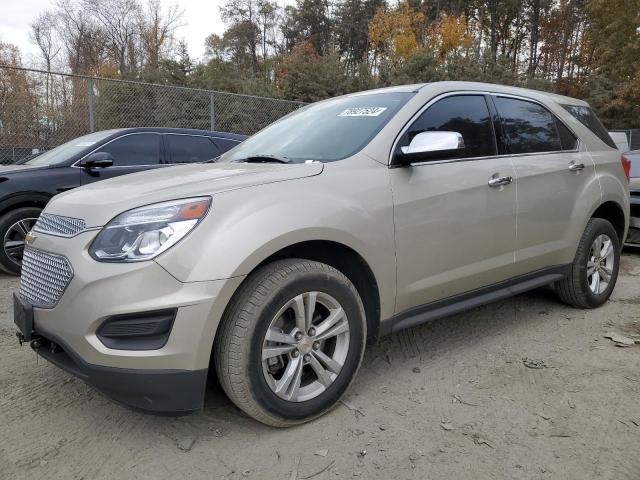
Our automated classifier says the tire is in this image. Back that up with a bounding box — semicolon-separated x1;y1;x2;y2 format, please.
0;207;42;276
555;218;620;308
214;259;367;427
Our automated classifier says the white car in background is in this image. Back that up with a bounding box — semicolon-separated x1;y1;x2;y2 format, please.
609;130;640;245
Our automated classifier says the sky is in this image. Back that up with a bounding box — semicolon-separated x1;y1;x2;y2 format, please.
0;0;292;66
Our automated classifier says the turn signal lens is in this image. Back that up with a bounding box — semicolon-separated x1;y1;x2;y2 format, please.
179;200;210;220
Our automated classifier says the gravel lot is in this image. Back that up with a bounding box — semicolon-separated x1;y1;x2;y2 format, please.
2;251;640;480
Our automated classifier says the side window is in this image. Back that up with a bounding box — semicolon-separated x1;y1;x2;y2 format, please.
556;118;578;150
495;97;561;154
167;135;220;163
399;95;497;159
95;134;161;166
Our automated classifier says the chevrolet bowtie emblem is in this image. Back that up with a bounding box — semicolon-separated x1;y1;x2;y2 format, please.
24;232;36;246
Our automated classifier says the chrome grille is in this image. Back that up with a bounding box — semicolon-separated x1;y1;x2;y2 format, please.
19;248;73;308
33;213;86;237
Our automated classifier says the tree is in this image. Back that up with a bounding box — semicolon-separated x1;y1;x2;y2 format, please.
140;0;184;71
55;0;108;75
79;0;142;76
369;1;425;62
334;0;384;74
277;41;349;101
282;0;332;54
31;12;62;72
221;0;260;72
0;43;39;151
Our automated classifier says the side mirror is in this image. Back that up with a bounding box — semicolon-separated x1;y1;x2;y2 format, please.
79;152;114;169
394;131;465;165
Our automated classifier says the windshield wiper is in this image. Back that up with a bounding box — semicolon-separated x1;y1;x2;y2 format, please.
237;155;291;164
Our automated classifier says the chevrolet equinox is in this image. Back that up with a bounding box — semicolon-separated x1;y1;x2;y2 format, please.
14;82;630;427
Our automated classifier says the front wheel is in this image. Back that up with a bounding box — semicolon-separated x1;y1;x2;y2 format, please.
214;259;366;427
556;218;620;308
0;207;42;276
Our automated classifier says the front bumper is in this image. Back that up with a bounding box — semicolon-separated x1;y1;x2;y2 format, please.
31;329;208;413
17;229;244;412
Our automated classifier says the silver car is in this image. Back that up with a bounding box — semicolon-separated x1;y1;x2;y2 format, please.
14;82;630;426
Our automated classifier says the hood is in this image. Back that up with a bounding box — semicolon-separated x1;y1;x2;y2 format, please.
0;164;48;176
45;161;324;226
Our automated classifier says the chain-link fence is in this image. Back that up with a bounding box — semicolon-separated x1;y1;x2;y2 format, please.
0;65;306;165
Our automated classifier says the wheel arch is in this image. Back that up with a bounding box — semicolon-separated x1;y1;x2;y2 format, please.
217;240;382;348
0;193;50;218
590;201;626;245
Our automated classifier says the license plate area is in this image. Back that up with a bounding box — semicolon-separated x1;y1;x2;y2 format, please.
13;293;34;342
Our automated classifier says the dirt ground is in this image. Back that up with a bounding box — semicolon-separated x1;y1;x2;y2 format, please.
1;251;639;480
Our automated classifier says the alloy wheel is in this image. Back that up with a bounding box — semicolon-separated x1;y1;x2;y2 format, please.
587;233;615;295
3;217;38;267
261;291;350;402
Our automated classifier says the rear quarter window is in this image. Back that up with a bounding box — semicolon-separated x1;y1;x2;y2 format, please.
561;105;617;149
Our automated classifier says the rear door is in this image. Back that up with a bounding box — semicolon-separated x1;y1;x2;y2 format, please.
165;134;222;164
492;96;596;273
390;94;517;313
80;133;164;185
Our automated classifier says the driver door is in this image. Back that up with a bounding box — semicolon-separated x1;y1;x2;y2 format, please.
390;94;518;313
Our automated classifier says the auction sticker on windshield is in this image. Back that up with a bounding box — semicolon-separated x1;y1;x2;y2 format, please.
338;107;388;117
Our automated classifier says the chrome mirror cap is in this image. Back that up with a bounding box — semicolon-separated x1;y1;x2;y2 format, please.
400;131;465;156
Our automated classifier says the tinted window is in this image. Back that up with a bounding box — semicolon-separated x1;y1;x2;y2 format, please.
556;118;578;150
167;135;220;163
495;97;561;154
215;138;241;153
562;105;616;149
96;133;160;166
398;95;496;159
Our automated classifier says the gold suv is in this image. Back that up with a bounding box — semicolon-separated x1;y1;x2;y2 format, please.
14;82;630;426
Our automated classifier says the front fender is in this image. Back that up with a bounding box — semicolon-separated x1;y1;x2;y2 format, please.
155;159;397;319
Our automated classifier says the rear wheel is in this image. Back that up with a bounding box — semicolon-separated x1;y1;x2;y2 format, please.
0;207;41;275
215;259;366;427
556;218;620;308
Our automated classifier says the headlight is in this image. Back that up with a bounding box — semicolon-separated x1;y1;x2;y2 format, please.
89;197;211;262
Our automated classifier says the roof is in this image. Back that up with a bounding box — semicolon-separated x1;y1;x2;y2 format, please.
343;81;588;106
417;81;589;106
101;127;247;141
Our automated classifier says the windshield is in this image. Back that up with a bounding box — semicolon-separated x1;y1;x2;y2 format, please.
25;131;113;166
220;91;413;163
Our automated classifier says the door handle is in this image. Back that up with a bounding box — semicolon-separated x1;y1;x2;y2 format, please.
568;162;585;172
488;175;513;187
